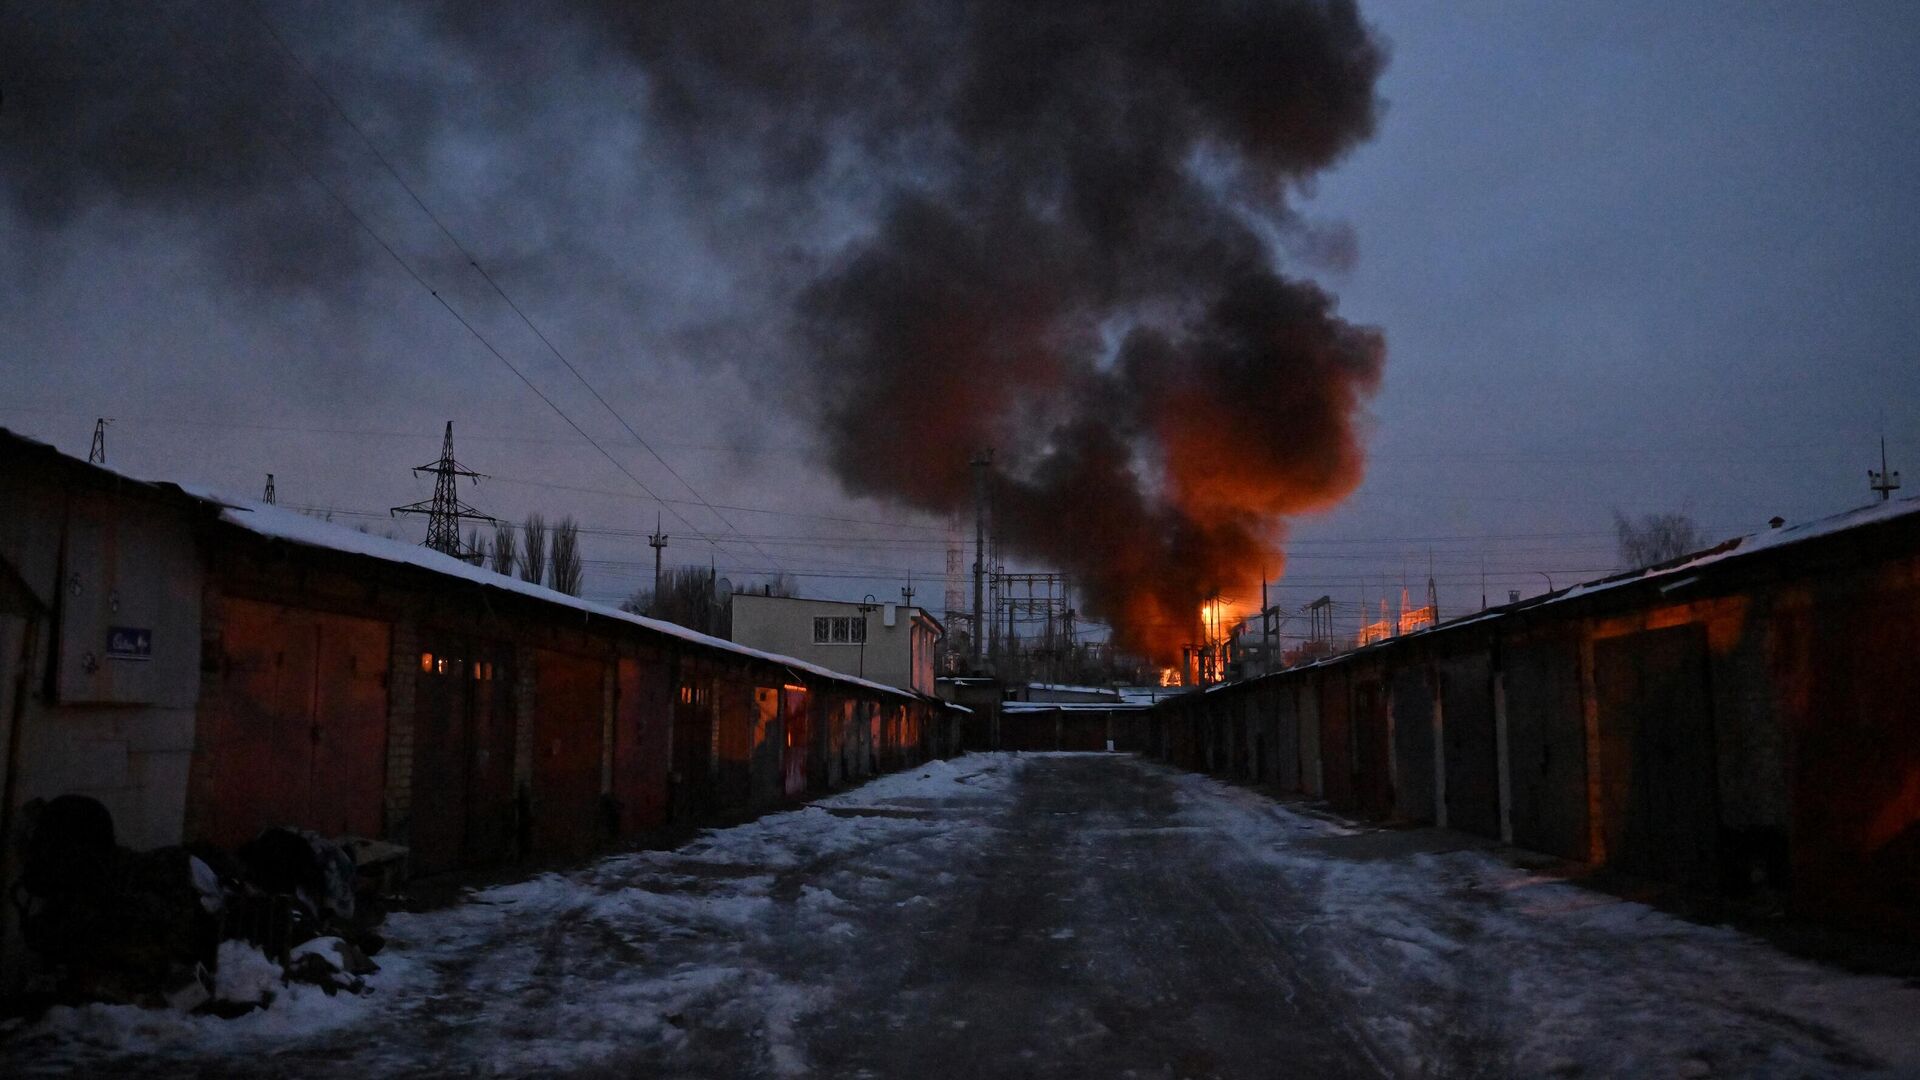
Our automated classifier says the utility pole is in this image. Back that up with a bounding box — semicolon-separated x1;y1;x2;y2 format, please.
857;594;878;679
901;571;915;609
1261;573;1275;675
390;421;494;562
648;513;669;612
1869;436;1902;502
1427;552;1439;625
969;451;992;669
262;473;276;505
88;418;110;464
1006;564;1021;672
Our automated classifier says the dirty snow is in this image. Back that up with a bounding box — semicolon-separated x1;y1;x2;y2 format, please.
5;753;1916;1078
1;755;1019;1078
209;942;283;1008
1168;767;1920;1078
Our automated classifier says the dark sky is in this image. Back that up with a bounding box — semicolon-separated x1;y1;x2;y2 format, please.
3;1;1916;645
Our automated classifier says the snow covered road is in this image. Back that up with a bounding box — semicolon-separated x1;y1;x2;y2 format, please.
7;753;1918;1078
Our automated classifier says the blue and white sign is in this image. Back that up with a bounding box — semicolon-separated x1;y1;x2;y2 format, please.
106;626;152;661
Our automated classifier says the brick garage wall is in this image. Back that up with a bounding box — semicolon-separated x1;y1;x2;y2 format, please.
513;639;538;846
383;617;418;843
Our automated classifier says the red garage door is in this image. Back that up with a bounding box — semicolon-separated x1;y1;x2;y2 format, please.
612;655;672;834
532;650;606;858
410;636;517;875
194;599;389;849
783;685;811;798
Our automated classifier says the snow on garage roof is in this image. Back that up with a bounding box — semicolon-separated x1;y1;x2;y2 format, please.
1173;492;1920;700
1542;493;1920;607
0;427;950;704
174;485;932;702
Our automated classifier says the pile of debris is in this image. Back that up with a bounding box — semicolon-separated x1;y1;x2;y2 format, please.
10;795;404;1017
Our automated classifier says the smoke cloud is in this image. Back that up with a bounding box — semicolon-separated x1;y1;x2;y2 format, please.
3;0;1388;659
569;0;1390;656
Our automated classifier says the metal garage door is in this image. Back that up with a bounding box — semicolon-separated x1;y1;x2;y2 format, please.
410;636;516;874
613;655;673;833
1504;638;1590;861
1352;678;1395;820
1594;624;1718;886
1440;653;1501;839
195;598;389;849
532;650;605;858
1389;666;1436;823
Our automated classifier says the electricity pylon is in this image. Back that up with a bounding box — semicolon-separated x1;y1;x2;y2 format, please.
391;422;495;562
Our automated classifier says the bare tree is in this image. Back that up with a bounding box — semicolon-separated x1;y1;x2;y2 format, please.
519;513;547;585
624;565;724;636
466;527;486;567
732;573;800;599
1614;509;1703;569
548;516;584;597
491;522;516;576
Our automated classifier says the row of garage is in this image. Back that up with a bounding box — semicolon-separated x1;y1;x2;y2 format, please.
1;427;969;981
184;519;967;879
1149;498;1920;939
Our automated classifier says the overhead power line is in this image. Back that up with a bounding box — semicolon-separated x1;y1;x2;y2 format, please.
245;2;790;573
149;4;779;573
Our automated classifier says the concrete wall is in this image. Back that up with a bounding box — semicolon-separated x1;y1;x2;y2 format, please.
0;468;205;991
0;474;201;853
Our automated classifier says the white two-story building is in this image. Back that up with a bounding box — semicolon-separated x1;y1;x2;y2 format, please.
729;593;942;696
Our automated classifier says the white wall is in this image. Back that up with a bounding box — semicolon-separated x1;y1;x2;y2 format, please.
730;594;941;694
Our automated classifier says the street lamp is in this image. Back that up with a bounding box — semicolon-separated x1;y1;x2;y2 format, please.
857;594;878;679
1536;571;1556;595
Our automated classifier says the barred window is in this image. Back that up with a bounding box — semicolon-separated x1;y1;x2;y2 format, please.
813;617;832;644
849;617;866;644
831;616;851;643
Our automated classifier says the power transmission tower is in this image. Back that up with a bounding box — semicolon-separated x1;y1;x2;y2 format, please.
88;418;110;464
943;514;966;670
1306;595;1334;656
648;514;669;612
390;422;494;563
990;572;1073;684
1869;437;1901;502
263;474;276;505
970;451;993;668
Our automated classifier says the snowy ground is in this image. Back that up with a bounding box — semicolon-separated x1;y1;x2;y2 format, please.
4;753;1917;1078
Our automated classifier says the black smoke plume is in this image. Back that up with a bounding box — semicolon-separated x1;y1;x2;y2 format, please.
565;0;1390;656
4;1;1389;658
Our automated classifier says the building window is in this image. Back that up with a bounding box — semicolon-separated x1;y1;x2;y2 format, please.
809;614;868;645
